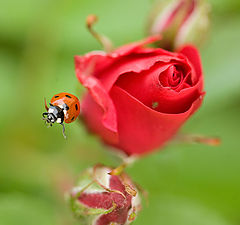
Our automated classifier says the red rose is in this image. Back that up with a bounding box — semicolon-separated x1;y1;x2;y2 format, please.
75;36;204;156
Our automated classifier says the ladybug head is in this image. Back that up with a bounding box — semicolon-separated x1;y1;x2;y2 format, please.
42;111;56;124
42;104;64;123
42;103;66;138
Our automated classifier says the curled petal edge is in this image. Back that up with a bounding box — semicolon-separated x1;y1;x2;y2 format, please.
75;59;118;133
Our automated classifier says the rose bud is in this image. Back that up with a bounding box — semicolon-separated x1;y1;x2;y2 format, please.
147;0;210;50
75;36;204;156
68;165;141;225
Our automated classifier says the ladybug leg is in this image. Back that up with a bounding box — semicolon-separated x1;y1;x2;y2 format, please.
42;112;48;117
61;123;67;139
42;113;49;125
46;121;52;128
42;112;48;124
44;98;49;111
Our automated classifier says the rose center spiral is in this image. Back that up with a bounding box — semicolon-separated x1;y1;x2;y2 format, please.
159;65;191;91
169;70;182;87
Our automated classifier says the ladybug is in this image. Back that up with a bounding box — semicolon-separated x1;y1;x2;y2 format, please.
42;92;80;138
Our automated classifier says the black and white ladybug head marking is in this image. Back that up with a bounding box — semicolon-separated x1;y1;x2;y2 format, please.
42;98;70;139
42;104;67;139
42;104;64;124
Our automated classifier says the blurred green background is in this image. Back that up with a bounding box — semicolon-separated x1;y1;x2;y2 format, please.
0;0;240;224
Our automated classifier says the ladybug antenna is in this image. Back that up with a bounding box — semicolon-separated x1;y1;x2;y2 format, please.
61;123;67;139
44;98;49;111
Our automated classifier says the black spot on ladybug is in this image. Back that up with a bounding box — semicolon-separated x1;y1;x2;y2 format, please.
54;95;59;98
75;104;78;110
71;116;75;121
65;95;72;98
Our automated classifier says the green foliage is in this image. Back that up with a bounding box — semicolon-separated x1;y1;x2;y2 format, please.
0;0;240;224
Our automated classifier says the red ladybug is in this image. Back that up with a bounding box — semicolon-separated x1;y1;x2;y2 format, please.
42;92;80;138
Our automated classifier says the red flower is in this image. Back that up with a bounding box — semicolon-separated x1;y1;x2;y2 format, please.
75;36;204;156
69;165;141;225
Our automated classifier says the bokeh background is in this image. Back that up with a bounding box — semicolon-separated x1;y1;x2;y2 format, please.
0;0;240;224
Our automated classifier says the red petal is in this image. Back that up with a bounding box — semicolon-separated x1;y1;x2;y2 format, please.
75;55;118;133
96;207;129;225
115;62;203;114
98;52;182;91
95;176;132;225
79;192;113;209
81;93;119;145
178;45;203;78
109;176;126;193
109;86;203;155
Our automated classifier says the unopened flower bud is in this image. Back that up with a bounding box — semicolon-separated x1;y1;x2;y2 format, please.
147;0;210;50
68;165;141;225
